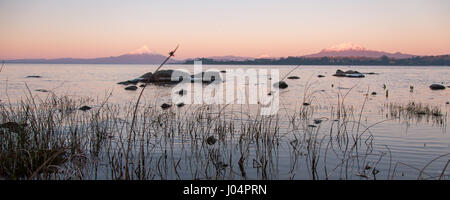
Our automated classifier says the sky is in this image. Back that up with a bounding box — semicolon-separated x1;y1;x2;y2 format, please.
0;0;449;59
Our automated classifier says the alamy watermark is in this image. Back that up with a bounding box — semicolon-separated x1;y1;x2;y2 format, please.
170;61;280;115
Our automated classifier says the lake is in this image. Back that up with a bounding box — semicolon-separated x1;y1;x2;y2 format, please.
1;64;449;180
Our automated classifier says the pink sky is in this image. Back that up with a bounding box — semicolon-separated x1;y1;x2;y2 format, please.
1;0;449;59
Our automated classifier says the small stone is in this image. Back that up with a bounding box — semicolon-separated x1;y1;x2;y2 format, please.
273;81;288;89
35;89;49;93
206;136;217;145
26;75;42;78
176;103;185;107
287;76;300;80
313;119;322;124
78;105;92;111
429;84;446;90
161;103;172;110
124;86;138;91
177;89;187;96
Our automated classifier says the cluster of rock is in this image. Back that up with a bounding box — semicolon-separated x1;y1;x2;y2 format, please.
332;69;365;78
118;70;222;87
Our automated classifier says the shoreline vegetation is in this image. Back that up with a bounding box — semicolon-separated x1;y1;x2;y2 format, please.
183;55;450;66
0;86;448;180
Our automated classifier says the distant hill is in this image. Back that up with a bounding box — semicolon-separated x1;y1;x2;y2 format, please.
4;53;179;64
5;43;446;65
304;43;415;59
184;55;450;66
206;56;255;61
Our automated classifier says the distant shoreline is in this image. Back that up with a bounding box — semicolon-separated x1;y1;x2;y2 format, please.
4;55;449;66
182;55;450;66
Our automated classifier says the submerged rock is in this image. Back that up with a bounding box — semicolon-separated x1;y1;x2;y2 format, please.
287;76;300;80
333;69;365;78
35;89;49;93
273;81;288;89
429;84;446;90
124;86;138;91
78;106;92;111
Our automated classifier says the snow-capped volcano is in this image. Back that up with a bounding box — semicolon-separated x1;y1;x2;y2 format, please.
305;43;415;59
322;43;368;52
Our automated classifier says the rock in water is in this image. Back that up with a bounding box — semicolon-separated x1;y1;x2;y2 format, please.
313;119;323;124
429;84;446;90
273;81;288;89
35;89;49;93
176;102;185;107
124;86;138;91
146;70;190;83
177;89;187;96
78;106;92;111
26;75;42;78
333;69;365;78
206;136;217;145
161;103;172;110
287;76;300;80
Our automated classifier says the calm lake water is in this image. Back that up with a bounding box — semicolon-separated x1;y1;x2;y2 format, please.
1;64;449;180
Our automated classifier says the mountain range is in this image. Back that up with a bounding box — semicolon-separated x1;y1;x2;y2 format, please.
303;43;415;59
4;53;180;64
2;43;429;64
